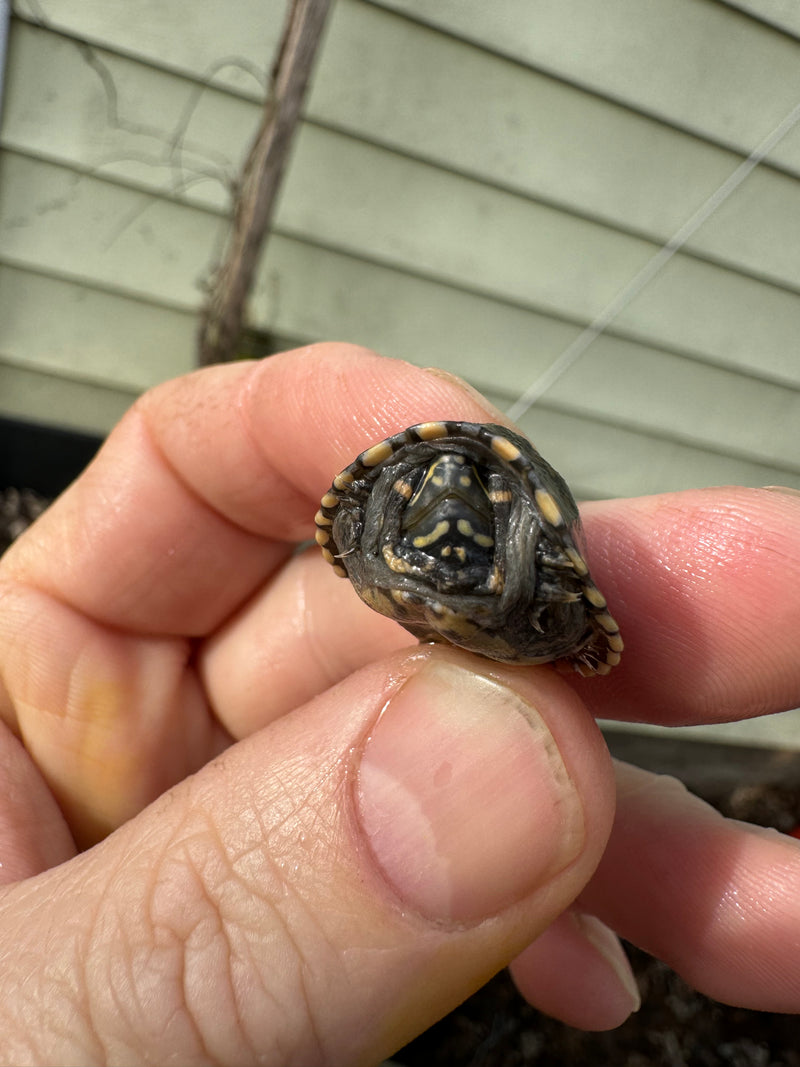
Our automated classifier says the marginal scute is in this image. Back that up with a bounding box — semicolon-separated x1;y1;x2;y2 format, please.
315;420;622;675
361;441;394;467
583;584;607;609
565;547;589;575
415;421;449;440
333;471;355;491
490;435;521;462
534;489;564;527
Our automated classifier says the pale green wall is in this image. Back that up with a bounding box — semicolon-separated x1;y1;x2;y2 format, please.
1;0;799;496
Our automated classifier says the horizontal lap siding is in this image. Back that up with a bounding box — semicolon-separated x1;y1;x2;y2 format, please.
721;0;800;38
2;0;799;496
374;0;800;171
0;360;135;433
9;7;800;291
0;264;197;389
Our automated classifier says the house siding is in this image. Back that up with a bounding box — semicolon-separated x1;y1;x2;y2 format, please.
1;0;799;496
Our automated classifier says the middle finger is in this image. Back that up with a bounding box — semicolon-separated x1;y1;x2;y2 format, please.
201;488;800;738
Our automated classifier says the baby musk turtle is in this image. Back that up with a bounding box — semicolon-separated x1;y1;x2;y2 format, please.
315;421;622;676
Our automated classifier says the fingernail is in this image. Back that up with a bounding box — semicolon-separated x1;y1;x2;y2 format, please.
761;486;800;498
573;913;641;1014
356;660;585;922
728;818;800;850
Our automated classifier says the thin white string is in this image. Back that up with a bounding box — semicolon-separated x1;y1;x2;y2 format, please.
506;98;800;421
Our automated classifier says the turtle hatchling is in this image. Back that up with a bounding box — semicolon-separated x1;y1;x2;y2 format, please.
315;421;622;676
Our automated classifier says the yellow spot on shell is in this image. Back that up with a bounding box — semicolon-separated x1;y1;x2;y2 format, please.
607;632;625;652
489;488;513;504
491;436;521;462
382;545;413;573
315;528;330;546
565;547;588;575
314;509;332;527
320;492;339;509
415;422;449;440
393;479;414;500
333;471;355;491
427;603;478;638
487;566;503;592
412;520;450;547
595;613;619;634
534;489;564;527
361;441;394;466
583;584;607;609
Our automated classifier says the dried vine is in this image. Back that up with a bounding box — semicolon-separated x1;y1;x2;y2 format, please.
197;0;332;365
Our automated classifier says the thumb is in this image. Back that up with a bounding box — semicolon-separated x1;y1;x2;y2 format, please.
0;648;615;1066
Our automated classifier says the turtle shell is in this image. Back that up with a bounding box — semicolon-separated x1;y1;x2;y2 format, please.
315;421;622;675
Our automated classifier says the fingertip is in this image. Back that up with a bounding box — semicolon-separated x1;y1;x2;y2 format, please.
582;762;800;1013
243;343;503;492
510;911;640;1031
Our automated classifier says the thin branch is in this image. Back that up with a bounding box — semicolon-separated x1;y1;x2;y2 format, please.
197;0;332;365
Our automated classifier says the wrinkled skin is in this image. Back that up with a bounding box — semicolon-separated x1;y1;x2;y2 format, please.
0;344;799;1065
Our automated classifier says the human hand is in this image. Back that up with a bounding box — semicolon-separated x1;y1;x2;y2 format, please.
0;345;797;1064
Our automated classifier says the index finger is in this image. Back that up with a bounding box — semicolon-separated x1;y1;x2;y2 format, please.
201;487;800;736
2;345;497;637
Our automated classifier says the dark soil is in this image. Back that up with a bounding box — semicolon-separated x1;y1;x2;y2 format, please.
0;486;48;552
398;943;800;1067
